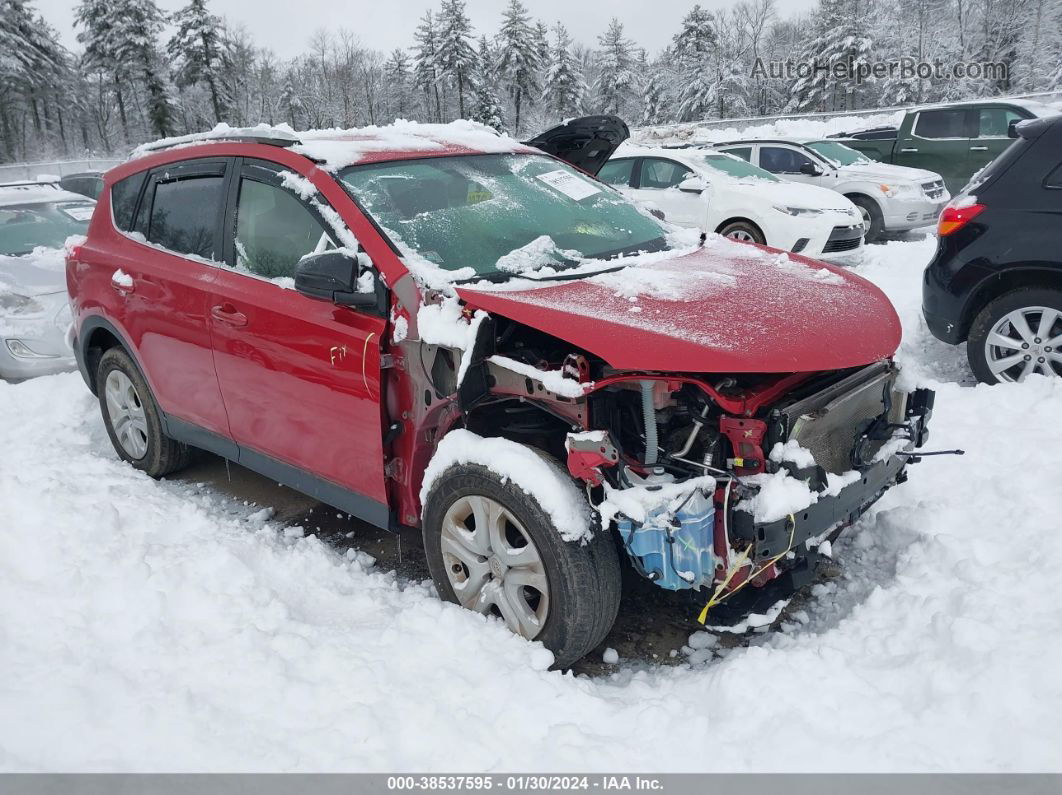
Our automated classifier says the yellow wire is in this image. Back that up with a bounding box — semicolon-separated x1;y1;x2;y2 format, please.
697;513;797;625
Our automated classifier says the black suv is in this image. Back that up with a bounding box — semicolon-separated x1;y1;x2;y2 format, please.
923;113;1062;383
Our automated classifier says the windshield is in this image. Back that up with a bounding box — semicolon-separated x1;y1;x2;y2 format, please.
339;154;668;278
695;152;780;182
0;201;94;256
805;141;871;166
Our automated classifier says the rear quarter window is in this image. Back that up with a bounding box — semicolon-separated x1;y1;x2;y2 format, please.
111;171;147;232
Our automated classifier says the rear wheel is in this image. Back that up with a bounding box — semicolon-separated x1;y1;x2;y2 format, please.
848;195;883;243
97;347;192;477
718;220;765;245
967;288;1062;384
422;460;621;669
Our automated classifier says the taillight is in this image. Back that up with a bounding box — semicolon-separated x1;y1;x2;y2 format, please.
938;200;985;236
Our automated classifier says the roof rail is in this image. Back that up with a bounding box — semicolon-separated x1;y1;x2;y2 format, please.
136;128;301;155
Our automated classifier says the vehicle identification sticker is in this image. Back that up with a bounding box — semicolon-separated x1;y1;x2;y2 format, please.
60;205;95;221
535;170;601;201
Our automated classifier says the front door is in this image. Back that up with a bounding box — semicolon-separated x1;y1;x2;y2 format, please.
629;157;707;228
208;158;389;521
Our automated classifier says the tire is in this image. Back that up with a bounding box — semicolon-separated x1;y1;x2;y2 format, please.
422;460;621;669
718;220;765;245
848;195;883;243
96;347;192;477
967;287;1062;384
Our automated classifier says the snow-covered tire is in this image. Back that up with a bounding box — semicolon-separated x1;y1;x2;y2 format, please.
848;195;884;243
967;287;1062;384
717;220;765;245
96;347;192;478
422;460;621;669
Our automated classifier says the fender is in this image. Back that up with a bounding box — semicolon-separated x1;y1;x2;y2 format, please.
74;313;146;396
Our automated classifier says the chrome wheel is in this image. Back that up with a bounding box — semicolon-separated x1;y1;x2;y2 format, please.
857;204;872;232
104;369;149;458
985;306;1062;382
440;494;549;639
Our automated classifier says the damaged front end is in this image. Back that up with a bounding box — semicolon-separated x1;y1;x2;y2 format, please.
562;361;935;625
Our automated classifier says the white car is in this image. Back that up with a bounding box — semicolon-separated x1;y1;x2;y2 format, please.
0;182;94;381
598;146;865;261
712;139;950;242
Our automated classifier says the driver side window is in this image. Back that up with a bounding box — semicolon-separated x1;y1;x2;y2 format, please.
235;177;335;279
760;147;814;174
638;158;694;189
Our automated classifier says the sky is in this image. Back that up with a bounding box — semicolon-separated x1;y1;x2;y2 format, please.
36;0;817;58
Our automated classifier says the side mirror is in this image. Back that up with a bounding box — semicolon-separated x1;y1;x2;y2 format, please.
1007;119;1020;138
799;162;824;176
678;177;707;194
295;250;376;308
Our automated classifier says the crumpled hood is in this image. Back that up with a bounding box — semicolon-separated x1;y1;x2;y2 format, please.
457;238;900;374
838;162;942;184
0;249;67;297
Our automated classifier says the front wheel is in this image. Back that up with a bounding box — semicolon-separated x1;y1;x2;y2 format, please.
967;288;1062;383
718;220;765;245
848;195;884;243
422;460;621;669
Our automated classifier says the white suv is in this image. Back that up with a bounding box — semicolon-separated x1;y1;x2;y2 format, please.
598;146;865;261
713;139;949;242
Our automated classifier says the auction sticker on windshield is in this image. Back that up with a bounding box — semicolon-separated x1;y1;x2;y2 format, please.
536;169;601;201
59;205;95;221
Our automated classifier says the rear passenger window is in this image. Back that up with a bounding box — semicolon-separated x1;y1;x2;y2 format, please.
146;175;225;260
638;158;694;189
110;171;147;232
914;110;968;139
597;159;635;186
723;146;752;162
235;179;334;279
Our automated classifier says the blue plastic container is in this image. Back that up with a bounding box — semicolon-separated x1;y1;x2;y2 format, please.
617;489;718;591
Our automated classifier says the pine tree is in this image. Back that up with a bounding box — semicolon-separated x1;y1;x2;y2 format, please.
75;0;131;137
469;36;505;131
543;22;582;121
672;4;719;121
594;18;637;116
117;0;176;137
495;0;540;134
168;0;229;124
384;48;412;119
641;53;672;125
436;0;477;119
412;9;442;121
785;0;874;112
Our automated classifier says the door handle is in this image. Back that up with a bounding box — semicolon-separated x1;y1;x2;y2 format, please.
899;147;919;153
969;146;988;151
211;304;248;327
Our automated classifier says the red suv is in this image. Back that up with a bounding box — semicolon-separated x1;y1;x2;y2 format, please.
67;117;934;667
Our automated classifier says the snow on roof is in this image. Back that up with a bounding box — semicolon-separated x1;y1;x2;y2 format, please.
131;120;528;170
0;183;91;208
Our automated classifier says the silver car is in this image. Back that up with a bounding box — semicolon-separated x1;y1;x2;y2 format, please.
0;182;95;381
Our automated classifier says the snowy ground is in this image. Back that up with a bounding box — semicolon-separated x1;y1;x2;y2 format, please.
2;234;1062;772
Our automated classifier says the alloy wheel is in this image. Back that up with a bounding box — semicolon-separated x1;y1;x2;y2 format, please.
858;204;872;232
726;229;754;242
104;369;149;458
440;494;549;639
984;306;1062;382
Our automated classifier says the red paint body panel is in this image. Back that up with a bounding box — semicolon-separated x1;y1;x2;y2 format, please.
208;268;389;503
458;243;902;373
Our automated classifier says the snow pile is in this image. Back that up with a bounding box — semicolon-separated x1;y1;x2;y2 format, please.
633;110;905;147
494;236;581;275
419;429;591;543
487;355;588;398
416;296;488;386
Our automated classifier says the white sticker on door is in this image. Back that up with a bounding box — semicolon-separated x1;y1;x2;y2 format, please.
535;169;601;201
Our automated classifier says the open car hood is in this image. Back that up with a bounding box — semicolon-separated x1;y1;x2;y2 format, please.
524;115;630;176
457;240;901;374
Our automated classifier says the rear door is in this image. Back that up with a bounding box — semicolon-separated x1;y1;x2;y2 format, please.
208;157;389;522
755;144;832;188
628;157;706;228
110;158;232;439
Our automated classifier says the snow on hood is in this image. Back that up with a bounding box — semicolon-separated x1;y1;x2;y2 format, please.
836;162;943;183
0;247;67;297
458;235;900;373
718;178;859;213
